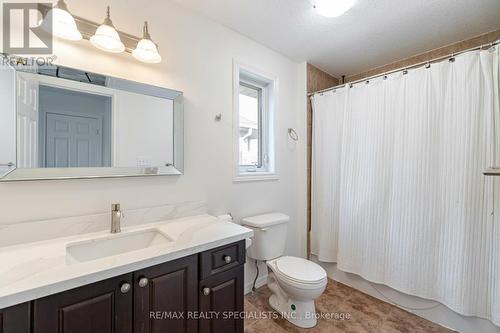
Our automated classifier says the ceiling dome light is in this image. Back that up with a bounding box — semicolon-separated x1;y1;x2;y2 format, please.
90;6;125;53
314;0;356;18
132;22;162;64
41;0;82;41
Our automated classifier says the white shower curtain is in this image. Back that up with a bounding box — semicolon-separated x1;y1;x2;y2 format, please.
311;87;346;263
311;47;500;325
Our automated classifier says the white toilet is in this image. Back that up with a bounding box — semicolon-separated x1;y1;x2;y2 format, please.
242;213;327;328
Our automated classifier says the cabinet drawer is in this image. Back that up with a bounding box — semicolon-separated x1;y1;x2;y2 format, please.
199;240;245;279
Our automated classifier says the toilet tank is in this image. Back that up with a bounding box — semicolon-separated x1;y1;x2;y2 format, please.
241;213;289;261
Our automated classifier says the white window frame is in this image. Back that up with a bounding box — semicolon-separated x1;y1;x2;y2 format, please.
233;61;278;182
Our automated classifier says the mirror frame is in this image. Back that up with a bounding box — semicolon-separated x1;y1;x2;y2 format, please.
0;60;183;181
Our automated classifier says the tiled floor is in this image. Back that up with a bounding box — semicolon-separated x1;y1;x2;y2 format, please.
244;279;455;333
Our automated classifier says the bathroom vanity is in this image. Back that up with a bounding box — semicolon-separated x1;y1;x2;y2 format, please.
0;53;253;333
0;214;252;333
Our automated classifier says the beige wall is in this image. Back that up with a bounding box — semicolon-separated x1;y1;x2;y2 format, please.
347;29;500;82
306;64;339;94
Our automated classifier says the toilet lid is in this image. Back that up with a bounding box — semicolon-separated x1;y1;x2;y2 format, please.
275;256;327;283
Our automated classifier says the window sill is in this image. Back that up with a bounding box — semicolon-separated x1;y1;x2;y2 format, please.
233;172;279;183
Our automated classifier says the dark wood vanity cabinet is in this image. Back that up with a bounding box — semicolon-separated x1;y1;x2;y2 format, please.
33;273;134;333
0;303;30;333
0;240;245;333
134;255;198;333
199;265;244;333
199;241;245;333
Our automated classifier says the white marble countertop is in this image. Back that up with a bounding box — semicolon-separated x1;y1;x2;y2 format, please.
0;214;253;309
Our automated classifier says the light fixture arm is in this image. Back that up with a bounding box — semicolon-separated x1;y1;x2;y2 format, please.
103;6;114;27
142;21;152;40
55;0;69;12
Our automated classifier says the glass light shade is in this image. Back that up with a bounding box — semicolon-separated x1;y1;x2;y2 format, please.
41;7;82;41
133;38;162;63
90;24;125;53
315;0;356;17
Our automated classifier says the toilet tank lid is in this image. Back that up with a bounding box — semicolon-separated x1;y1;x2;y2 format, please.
241;213;290;228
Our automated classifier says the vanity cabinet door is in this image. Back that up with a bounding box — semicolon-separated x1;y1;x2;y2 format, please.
0;303;30;333
199;265;244;333
134;254;198;333
33;273;133;333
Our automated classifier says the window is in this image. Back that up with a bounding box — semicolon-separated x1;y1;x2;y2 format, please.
233;62;277;181
239;82;263;168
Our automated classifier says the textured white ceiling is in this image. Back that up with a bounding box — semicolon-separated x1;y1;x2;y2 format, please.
171;0;500;77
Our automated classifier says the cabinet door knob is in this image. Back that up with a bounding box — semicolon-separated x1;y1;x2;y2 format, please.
202;287;211;296
120;282;131;294
224;255;232;264
138;277;149;288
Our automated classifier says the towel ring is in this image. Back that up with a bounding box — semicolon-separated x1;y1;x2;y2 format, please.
288;128;299;141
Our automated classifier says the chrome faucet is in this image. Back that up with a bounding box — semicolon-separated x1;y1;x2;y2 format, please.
111;203;122;233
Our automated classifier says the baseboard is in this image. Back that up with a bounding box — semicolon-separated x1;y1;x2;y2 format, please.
244;274;267;294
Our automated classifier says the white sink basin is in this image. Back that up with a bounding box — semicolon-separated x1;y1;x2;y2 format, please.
66;229;173;264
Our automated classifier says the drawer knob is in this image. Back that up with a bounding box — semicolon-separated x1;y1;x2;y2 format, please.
138;277;149;288
120;282;131;294
224;255;232;264
202;287;211;296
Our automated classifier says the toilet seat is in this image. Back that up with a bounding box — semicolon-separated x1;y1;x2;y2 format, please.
273;256;327;285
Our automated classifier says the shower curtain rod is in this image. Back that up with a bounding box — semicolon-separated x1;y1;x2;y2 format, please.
308;39;500;97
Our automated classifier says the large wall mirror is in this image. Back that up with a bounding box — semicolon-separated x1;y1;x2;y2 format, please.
0;60;183;181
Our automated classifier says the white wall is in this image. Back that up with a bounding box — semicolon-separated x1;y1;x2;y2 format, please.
0;0;308;288
115;91;174;167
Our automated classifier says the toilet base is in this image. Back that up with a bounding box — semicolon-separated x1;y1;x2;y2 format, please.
264;259;327;329
268;289;318;328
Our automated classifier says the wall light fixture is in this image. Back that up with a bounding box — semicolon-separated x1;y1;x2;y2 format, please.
41;0;82;41
90;6;125;53
132;22;162;64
